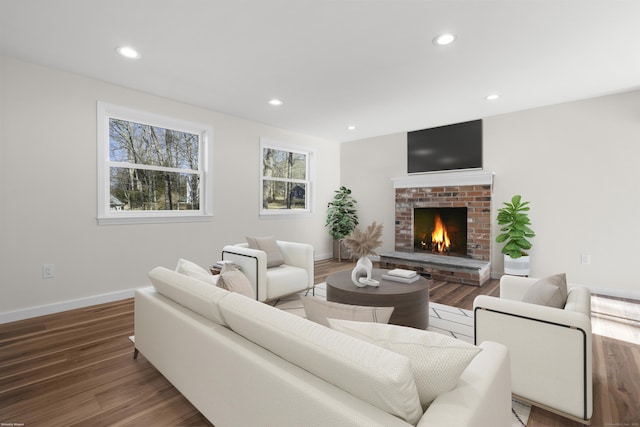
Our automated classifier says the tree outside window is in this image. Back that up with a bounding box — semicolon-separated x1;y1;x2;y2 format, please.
260;139;312;215
98;102;213;224
109;118;200;211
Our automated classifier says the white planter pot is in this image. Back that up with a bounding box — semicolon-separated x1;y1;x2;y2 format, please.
504;254;530;276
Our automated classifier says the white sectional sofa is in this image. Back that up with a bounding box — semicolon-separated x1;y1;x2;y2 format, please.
134;266;512;427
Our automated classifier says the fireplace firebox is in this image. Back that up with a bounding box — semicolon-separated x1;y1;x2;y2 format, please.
414;207;467;256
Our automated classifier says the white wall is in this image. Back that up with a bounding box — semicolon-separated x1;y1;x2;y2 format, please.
0;57;340;321
340;133;406;256
341;89;640;299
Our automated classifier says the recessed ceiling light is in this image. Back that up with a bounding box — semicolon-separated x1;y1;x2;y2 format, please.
116;46;140;59
433;33;456;46
268;98;283;106
347;125;356;131
485;94;500;101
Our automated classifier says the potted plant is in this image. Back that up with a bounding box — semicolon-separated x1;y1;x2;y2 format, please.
325;186;359;261
496;195;535;276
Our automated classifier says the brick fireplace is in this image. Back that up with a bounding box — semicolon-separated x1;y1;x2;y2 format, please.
380;171;494;286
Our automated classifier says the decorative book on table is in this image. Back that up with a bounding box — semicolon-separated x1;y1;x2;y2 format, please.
382;268;420;283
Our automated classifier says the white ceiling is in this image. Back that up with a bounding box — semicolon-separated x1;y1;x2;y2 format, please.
2;0;640;142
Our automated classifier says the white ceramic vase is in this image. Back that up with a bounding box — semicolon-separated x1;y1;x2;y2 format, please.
351;256;373;287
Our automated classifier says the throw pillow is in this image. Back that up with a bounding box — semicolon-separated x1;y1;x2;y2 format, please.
246;236;284;268
175;258;217;285
301;295;394;327
328;319;482;409
521;273;568;308
217;262;256;299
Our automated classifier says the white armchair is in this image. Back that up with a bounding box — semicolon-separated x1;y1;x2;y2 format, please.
473;275;592;424
222;240;314;302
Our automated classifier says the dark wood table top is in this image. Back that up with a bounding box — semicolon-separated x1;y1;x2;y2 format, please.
326;268;430;295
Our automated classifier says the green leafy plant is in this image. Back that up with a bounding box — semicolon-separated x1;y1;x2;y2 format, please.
326;186;359;240
496;195;535;259
326;187;359;260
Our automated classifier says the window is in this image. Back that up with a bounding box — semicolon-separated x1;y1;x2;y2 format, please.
260;138;313;216
97;102;213;224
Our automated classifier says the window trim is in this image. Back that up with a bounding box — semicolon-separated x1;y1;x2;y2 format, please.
97;102;213;225
259;138;314;218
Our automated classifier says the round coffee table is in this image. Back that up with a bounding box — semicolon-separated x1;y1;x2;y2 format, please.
326;268;430;329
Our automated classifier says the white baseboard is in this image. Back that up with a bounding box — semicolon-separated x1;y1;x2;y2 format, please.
0;289;136;324
584;285;640;301
314;253;377;262
315;251;334;261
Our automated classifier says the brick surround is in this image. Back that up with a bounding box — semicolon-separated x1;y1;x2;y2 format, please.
381;172;494;286
394;184;492;261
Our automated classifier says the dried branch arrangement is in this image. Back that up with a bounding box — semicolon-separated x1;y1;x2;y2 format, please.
342;221;383;258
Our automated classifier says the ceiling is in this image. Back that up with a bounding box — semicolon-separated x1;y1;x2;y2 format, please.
2;0;639;142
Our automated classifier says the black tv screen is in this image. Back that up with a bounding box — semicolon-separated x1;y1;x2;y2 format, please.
407;119;483;173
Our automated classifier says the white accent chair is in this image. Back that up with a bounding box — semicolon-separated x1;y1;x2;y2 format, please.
473;275;592;424
222;240;314;302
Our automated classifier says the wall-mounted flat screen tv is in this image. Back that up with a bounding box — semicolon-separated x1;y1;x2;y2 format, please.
407;119;482;174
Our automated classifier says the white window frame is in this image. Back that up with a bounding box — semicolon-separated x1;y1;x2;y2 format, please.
97;102;213;225
259;138;314;217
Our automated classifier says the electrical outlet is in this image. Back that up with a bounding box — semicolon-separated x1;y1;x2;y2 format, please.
580;254;591;265
42;264;55;279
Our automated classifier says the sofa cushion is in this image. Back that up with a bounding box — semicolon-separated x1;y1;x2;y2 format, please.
246;236;284;268
521;273;568;308
329;319;482;409
175;258;218;285
217;262;256;299
301;295;394;327
149;266;229;326
218;292;423;425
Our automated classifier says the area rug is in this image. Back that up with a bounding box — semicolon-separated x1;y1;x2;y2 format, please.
274;282;531;427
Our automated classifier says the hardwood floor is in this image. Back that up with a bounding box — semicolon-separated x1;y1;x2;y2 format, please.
1;259;638;426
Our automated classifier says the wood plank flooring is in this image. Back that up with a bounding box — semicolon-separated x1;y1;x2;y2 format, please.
1;259;638;426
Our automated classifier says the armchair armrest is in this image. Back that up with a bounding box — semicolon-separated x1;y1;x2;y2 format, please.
565;286;592;318
474;295;591;332
221;244;267;300
499;275;539;301
276;240;314;287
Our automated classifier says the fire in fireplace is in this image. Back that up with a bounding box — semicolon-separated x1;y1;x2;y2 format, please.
414;207;468;256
